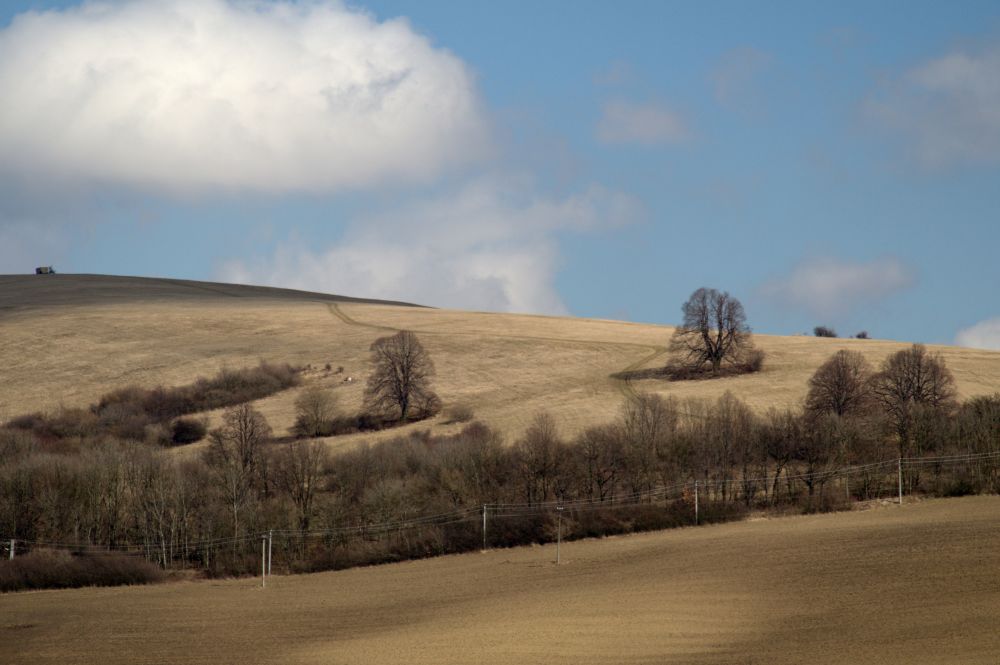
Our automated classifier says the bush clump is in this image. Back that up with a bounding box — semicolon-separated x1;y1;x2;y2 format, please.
171;417;208;445
4;363;299;445
443;404;475;424
97;362;301;424
0;549;165;593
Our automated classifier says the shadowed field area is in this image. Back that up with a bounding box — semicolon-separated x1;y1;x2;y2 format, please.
2;496;998;664
1;275;999;450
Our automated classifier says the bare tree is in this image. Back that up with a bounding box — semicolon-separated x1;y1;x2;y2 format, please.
203;403;271;541
275;440;328;533
514;412;568;505
872;344;957;455
668;287;761;376
758;408;802;503
805;350;874;419
575;424;623;502
293;386;338;437
619;393;678;495
363;331;438;422
795;412;838;497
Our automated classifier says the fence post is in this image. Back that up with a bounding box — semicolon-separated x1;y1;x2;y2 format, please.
261;536;267;588
898;458;904;505
8;539;13;560
482;504;487;551
267;530;273;577
694;481;699;526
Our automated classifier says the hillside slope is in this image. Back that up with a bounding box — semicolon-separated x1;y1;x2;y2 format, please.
1;274;999;447
3;496;999;664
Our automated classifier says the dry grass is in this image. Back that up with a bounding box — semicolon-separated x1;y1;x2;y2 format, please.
2;496;998;664
1;275;999;452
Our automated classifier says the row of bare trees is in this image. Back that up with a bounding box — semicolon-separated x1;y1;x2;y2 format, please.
2;374;997;574
805;344;958;456
1;328;997;578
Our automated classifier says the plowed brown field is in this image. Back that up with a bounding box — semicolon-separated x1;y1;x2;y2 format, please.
3;497;999;664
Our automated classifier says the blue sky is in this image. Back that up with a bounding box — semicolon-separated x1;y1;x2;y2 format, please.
1;1;999;348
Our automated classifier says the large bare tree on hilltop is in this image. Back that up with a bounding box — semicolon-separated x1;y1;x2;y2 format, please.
364;331;439;422
668;287;761;376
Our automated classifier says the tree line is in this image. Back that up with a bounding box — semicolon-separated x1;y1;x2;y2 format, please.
1;331;997;583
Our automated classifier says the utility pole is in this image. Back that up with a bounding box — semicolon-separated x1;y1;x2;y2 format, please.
555;506;564;565
261;536;267;588
898;458;904;506
482;505;487;551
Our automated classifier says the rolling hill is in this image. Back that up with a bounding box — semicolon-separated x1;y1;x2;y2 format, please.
1;273;999;452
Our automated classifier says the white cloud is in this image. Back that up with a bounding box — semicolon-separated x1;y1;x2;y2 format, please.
0;0;490;193
218;177;642;314
956;318;1000;351
596;100;687;146
867;45;1000;167
761;256;915;317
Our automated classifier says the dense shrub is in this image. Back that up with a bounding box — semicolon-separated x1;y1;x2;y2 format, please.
814;326;838;338
8;408;100;440
443;404;475;424
738;348;766;374
0;549;164;592
855;331;870;339
171;417;207;445
3;362;300;445
665;348;764;380
96;362;301;424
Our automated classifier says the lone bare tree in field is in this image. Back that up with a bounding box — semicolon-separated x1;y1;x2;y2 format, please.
364;331;437;422
293;386;338;437
668;287;760;376
805;350;874;419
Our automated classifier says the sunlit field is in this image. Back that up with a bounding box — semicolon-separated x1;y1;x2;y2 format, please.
2;274;998;454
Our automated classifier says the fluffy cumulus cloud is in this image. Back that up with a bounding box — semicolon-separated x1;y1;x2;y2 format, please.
0;0;490;193
955;318;1000;351
761;256;915;317
219;177;642;314
596;100;688;146
867;44;1000;167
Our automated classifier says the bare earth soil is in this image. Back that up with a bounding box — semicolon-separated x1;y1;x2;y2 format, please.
2;275;999;451
2;496;998;664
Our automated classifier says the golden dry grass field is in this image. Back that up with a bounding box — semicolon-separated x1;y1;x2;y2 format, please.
1;274;999;452
2;496;999;664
